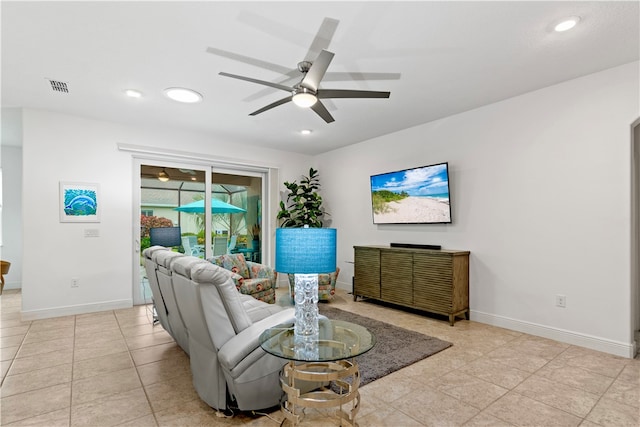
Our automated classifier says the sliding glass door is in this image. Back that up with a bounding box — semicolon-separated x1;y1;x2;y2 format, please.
134;160;265;305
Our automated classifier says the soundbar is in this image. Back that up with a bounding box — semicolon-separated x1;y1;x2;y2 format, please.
390;243;441;250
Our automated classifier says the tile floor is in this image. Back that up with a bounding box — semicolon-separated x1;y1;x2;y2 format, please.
1;288;639;426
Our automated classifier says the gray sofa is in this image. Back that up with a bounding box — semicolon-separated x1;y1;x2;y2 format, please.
142;246;295;412
153;249;190;353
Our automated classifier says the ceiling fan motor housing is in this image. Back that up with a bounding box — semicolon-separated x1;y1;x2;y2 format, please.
292;86;317;97
297;61;313;73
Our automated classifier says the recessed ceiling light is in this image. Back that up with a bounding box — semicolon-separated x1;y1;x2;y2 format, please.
554;17;580;32
300;129;312;135
124;89;142;98
163;87;203;103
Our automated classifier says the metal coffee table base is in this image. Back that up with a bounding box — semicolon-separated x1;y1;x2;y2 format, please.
281;359;361;427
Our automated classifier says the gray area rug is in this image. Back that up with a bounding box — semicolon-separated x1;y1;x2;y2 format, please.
318;305;452;387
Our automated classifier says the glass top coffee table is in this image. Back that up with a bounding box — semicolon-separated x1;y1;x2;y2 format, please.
259;319;375;426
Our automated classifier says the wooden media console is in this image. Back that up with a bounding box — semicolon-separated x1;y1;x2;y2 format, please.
353;246;470;325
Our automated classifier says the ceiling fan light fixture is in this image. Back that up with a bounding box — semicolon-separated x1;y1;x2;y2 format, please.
157;169;170;182
292;87;317;108
163;87;203;103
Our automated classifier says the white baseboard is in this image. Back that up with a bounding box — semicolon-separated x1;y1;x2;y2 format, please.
332;284;634;358
22;299;133;321
336;281;352;292
3;281;22;290
472;310;635;359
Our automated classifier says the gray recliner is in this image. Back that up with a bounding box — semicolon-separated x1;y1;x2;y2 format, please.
187;261;296;411
169;256;227;408
153;249;190;354
142;246;172;332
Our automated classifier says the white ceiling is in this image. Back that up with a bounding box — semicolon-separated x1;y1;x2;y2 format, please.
2;1;638;155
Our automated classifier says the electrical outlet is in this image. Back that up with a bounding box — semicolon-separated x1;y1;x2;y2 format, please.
71;277;79;288
555;294;566;308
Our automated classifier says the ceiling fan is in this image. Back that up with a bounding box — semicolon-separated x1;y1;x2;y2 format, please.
217;49;390;123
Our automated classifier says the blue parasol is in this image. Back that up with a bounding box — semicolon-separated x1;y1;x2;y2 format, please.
174;199;246;214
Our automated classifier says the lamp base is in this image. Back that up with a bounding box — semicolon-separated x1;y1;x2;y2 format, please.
293;273;319;338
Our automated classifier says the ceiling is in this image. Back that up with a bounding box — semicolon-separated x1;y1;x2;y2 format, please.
1;1;638;155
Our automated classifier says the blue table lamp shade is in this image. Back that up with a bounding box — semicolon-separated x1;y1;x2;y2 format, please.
275;228;337;274
276;227;337;343
149;227;182;247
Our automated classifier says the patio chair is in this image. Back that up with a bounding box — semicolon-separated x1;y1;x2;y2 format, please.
227;235;237;254
213;236;227;256
182;236;204;257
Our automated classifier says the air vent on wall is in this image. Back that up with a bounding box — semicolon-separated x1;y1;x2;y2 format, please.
48;79;69;93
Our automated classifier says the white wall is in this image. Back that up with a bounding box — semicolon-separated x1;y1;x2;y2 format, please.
20;109;312;318
1;145;23;289
318;61;640;357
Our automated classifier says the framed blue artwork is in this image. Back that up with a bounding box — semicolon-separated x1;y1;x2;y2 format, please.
59;182;100;222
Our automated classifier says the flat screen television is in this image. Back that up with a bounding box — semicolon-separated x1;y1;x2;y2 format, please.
370;162;452;224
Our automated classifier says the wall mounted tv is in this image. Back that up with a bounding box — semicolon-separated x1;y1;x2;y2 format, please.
370;162;452;224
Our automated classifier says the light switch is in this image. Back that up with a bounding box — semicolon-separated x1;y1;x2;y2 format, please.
84;229;100;238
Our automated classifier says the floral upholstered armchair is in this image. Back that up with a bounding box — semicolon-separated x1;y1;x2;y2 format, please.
209;253;276;304
287;268;340;302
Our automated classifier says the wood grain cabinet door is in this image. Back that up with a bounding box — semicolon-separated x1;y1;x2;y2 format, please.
381;250;413;306
412;252;453;313
354;247;380;299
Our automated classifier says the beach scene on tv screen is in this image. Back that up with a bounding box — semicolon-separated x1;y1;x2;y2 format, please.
371;163;451;224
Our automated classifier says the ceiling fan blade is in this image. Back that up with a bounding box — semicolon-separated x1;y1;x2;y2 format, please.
235;13;339;63
242;73;301;103
310;101;335;123
318;89;390;99
219;72;293;93
304;18;339;62
322;71;402;82
206;47;291;75
300;49;334;92
249;96;292;116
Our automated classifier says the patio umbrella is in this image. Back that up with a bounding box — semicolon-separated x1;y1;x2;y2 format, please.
175;199;246;214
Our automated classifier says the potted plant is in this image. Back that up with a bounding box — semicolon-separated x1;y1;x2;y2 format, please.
277;167;327;228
